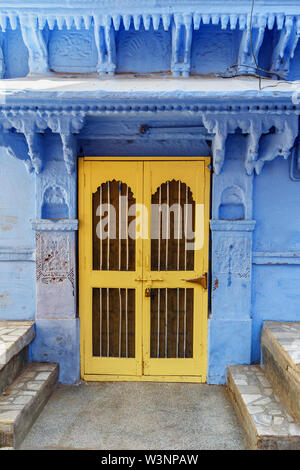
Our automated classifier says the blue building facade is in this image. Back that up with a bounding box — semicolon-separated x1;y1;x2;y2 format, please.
0;0;299;384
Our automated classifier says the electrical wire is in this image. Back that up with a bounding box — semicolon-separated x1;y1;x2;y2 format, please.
249;0;262;89
218;0;298;91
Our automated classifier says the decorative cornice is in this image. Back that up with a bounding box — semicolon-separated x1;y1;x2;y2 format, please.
210;220;256;232
30;218;79;231
0;93;299;176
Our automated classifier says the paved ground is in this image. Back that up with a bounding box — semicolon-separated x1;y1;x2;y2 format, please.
20;382;246;450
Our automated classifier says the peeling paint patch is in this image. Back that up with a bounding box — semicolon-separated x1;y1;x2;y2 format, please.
0;291;11;308
0;216;18;232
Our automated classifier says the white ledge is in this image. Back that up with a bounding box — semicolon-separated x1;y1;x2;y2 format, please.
0;75;299;97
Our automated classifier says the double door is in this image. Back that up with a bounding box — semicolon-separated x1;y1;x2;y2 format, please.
79;157;210;382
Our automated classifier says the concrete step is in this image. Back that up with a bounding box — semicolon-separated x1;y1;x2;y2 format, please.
0;322;35;395
227;365;300;450
0;362;58;449
261;322;300;423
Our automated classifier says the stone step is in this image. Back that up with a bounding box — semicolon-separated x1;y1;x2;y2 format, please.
261;322;300;423
0;322;35;395
227;365;300;450
0;362;58;449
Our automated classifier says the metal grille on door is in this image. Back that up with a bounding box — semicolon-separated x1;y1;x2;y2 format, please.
92;181;136;358
150;181;195;359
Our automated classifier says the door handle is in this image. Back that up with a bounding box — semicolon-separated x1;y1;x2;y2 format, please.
134;277;163;282
181;273;208;290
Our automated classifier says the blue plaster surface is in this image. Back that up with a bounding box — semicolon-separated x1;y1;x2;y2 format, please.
251;265;300;363
30;318;80;384
0;147;35;248
207;318;252;385
0;147;36;321
251;156;300;363
253;157;300;252
0;261;35;321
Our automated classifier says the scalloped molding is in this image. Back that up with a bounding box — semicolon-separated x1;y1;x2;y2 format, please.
30;218;79;231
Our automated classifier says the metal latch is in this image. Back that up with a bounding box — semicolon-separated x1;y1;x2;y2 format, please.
182;272;208;290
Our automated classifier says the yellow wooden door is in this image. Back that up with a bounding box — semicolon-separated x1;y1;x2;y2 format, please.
79;157;210;382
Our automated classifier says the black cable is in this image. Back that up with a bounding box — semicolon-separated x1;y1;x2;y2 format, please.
249;0;262;90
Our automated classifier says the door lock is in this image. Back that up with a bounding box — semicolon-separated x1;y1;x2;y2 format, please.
145;287;152;298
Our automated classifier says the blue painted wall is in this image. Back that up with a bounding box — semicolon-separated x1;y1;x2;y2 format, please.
0;147;35;320
252;156;300;362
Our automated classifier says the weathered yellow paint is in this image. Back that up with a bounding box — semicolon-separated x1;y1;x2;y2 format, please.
79;157;210;382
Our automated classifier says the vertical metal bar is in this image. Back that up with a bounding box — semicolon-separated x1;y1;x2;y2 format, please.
118;182;122;357
99;185;103;356
107;182;110;357
176;181;181;358
106;287;109;357
183;185;188;358
99;287;102;356
107;182;110;270
125;289;128;358
157;186;162;358
165;288;168;358
125;186;129;358
165;182;169;358
165;181;169;271
99;185;102;270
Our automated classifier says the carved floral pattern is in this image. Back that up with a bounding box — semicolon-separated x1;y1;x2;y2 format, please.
36;232;75;288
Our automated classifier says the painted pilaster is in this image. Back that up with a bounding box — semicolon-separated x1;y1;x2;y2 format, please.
29;133;80;384
208;135;256;384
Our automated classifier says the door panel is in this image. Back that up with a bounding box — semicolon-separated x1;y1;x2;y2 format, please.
142;161;209;378
80;161;143;376
79;158;210;382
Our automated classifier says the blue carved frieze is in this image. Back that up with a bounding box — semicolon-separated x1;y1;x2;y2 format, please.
0;1;299;78
49;28;98;73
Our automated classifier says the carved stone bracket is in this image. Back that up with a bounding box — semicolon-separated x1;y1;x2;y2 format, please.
37;112;86;174
171;14;193;77
19;14;49;75
0;112;44;173
237;15;266;75
270;15;300;79
202;113;298;175
0;110;85;174
94;15;117;76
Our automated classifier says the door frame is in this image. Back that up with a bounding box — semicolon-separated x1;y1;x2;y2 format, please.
79;156;211;383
